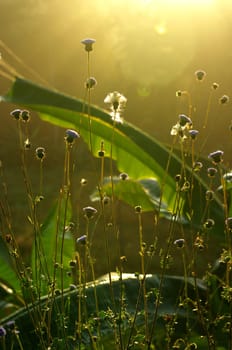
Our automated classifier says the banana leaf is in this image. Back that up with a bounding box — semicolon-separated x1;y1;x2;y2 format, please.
1;78;224;232
0;272;209;349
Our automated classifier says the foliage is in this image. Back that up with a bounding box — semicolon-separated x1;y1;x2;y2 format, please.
0;73;231;350
2;77;225;230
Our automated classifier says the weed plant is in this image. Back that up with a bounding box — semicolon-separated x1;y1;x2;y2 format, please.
0;39;231;349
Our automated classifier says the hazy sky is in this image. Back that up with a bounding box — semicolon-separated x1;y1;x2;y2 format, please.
1;0;232;158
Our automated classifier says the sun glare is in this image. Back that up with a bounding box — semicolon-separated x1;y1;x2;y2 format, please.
138;0;215;6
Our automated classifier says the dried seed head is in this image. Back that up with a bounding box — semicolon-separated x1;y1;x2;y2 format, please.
204;218;215;229
189;129;199;140
195;69;206;81
80;178;87;186
120;255;127;263
65;129;80;144
35;147;46;160
134;205;142;213
81;38;96;52
119;172;128;180
69;284;77;290
0;326;6;337
212;82;219;90
98;150;105;157
179;114;192;127
69;260;76;267
205;190;214;201
21;110;31;122
193;162;203;172
208;150;224;164
85;77;97;89
83;206;97;219
176;90;183;97
76;234;87;245
24;138;31;150
10;109;21;120
225;217;232;231
103;196;110;205
174;238;185;249
219;94;229;104
5;234;12;244
207;167;218;177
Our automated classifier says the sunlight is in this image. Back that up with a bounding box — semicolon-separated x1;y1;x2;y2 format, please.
137;0;215;6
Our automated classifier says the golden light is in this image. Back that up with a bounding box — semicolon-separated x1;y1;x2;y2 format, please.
137;0;215;6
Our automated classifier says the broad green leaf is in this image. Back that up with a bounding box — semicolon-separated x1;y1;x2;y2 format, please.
2;273;227;349
31;198;75;294
0;237;21;292
1;78;224;232
91;176;174;219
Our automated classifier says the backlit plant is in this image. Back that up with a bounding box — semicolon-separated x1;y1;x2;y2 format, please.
0;39;231;350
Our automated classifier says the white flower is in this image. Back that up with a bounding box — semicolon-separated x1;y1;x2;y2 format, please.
170;114;192;141
104;91;127;123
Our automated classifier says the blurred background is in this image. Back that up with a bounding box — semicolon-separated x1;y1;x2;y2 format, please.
0;0;231;275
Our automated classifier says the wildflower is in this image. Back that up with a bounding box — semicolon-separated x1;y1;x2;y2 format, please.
219;94;229;104
205;190;214;201
80;178;87;186
103;196;110;205
81;38;96;52
225;217;232;231
189;129;199;140
83;206;97;219
193;161;203;172
10;109;21;120
120;172;128;180
176;90;183;97
21;110;31;122
135;205;142;213
178;114;192;127
212;82;219;90
5;320;15;329
98;150;105;157
76;234;87;245
174;239;185;249
69;284;77;290
208;150;224;164
65;129;80;144
0;326;6;337
207;167;218;177
104;91;127;123
223;172;232;182
5;234;12;243
85;77;97;89
69;260;76;267
194;236;205;250
35;147;46;160
204;218;215;229
120;255;127;263
195;69;206;81
24;138;31;150
170;114;192;140
175;174;181;182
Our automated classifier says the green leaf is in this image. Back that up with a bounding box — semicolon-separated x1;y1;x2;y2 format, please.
0;273;219;349
91;176;174;220
0;237;21;292
1;78;224;232
31;198;75;294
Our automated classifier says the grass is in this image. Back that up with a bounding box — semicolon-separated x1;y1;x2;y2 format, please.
0;40;231;349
